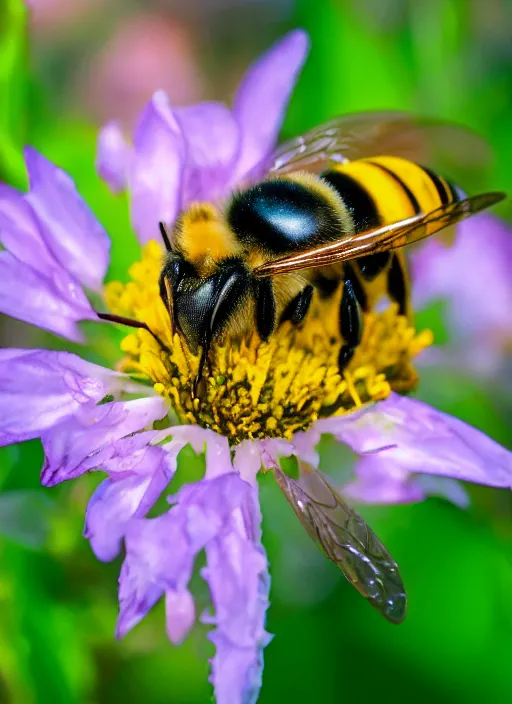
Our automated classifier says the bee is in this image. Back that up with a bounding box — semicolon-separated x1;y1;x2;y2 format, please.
154;111;504;386
99;111;506;623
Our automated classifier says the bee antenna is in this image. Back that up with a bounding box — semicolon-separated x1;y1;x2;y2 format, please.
159;222;173;252
97;312;171;353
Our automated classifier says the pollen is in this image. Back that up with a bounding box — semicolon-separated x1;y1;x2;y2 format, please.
104;241;433;442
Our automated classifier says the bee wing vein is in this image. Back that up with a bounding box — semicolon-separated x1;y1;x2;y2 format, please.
273;464;406;623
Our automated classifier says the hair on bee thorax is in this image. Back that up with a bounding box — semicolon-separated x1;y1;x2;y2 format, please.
173;202;243;278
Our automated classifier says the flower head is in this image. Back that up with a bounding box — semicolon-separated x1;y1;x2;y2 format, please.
1;30;512;704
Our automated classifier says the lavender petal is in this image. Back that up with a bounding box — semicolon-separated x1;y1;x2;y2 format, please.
232;29;309;183
129;91;185;244
41;396;168;486
316;393;512;489
96;121;130;193
0;349;119;447
24;147;110;292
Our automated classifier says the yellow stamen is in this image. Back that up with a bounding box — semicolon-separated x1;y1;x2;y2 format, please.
104;241;433;442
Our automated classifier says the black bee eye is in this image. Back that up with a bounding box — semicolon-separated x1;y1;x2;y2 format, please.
159;256;196;299
227;179;339;254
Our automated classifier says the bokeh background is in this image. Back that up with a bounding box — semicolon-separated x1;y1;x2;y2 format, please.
1;0;512;702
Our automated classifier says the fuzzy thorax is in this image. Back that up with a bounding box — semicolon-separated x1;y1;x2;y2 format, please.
104;241;433;442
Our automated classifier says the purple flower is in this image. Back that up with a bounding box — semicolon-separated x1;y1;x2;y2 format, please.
1;29;512;704
96;29;309;244
411;213;512;377
0;148;110;341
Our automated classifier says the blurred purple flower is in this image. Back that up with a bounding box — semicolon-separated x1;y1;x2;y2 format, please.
80;14;204;128
1;29;512;704
411;213;512;376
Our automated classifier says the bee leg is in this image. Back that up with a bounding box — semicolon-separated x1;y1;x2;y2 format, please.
343;263;368;312
387;254;407;315
280;284;314;326
96;312;171;353
254;277;277;341
338;277;362;372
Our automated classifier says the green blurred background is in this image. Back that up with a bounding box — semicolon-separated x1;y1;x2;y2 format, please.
1;0;512;702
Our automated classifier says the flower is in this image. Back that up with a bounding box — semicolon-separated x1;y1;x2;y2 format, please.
96;28;310;243
411;213;512;378
1;29;512;704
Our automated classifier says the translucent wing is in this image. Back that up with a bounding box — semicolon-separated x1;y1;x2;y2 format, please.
269;111;493;178
253;191;505;277
272;460;406;624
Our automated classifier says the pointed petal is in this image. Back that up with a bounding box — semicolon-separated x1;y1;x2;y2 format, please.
204;485;271;704
165;588;196;645
129;91;185;244
41;396;168;485
117;543;164;637
85;436;194;563
343;456;470;508
414;475;470;508
117;471;252;637
208;633;267;704
232;29;309;182
0;184;58;272
0;349;118;447
84;445;171;562
96;121;130;193
342;455;426;505
316;393;512;489
175;102;240;204
0;251;94;341
24;147;110;292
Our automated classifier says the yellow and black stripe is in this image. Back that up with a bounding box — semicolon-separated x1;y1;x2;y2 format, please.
322;155;460;235
321;155;460;313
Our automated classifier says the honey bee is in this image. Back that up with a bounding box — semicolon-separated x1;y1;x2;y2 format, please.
99;111;505;623
154;111;504;386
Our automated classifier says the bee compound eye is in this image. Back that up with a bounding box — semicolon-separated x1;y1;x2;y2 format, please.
174;264;251;351
175;277;217;351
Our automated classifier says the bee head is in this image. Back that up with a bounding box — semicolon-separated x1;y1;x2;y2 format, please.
160;255;251;355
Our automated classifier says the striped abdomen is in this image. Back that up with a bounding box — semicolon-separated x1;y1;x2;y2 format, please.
320;156;461;302
322;155;460;233
320;156;460;314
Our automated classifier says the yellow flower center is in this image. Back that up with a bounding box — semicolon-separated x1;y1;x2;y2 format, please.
105;241;432;442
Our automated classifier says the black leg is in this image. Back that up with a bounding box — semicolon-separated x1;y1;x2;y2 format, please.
280;284;314;326
97;312;170;352
343;263;368;312
338;278;362;372
387;254;407;315
254;278;277;341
